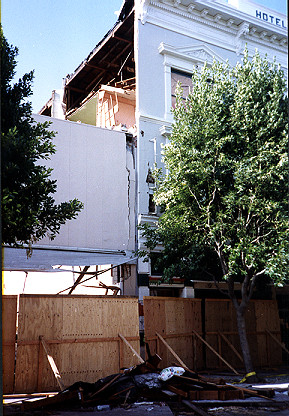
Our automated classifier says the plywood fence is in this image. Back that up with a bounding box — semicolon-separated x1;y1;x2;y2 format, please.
205;299;282;369
3;295;284;394
143;297;203;370
11;295;140;394
143;297;282;372
3;295;18;394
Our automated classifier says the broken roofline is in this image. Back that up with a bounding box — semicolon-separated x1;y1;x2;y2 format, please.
65;5;135;87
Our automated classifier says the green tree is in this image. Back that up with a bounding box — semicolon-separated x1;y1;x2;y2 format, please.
140;50;288;379
1;31;83;249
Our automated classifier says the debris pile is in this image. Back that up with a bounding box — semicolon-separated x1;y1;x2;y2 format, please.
19;353;278;414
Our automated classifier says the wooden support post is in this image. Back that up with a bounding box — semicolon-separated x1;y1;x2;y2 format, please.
37;338;44;392
156;332;189;370
40;336;65;391
156;336;160;357
193;334;197;371
192;330;239;375
118;333;144;363
218;331;244;364
265;331;269;366
119;338;124;370
266;330;289;356
218;333;222;368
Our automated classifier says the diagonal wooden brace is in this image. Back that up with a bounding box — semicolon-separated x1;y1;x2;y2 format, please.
40;336;65;391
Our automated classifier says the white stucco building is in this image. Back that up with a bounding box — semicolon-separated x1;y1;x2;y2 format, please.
4;0;287;297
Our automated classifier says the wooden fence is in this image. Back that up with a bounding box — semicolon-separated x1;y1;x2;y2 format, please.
3;295;140;394
2;295;18;394
3;295;284;394
143;297;203;370
143;297;283;372
204;299;282;369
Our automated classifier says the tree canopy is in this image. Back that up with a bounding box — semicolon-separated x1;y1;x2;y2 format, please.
1;30;83;248
139;49;288;377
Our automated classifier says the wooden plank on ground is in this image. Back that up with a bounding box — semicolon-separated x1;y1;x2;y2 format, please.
182;400;210;416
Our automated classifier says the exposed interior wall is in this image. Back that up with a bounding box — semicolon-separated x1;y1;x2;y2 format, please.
96;86;135;129
67;95;98;125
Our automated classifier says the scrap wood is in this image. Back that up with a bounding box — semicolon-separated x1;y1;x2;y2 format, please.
192;330;240;375
21;389;83;411
176;375;220;389
228;383;276;401
89;373;122;398
168;385;188;398
68;265;90;294
182;400;210;416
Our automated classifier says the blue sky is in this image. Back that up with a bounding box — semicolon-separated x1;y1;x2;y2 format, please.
2;0;287;112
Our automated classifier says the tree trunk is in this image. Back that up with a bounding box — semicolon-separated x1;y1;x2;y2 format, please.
234;304;258;382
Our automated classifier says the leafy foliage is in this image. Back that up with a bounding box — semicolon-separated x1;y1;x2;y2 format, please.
140;49;288;292
1;30;83;247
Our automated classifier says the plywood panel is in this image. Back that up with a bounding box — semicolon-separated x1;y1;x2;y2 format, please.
15;295;140;393
205;300;259;369
205;299;281;369
254;300;282;367
3;295;17;394
143;297;202;370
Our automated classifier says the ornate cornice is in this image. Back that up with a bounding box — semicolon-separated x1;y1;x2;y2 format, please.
146;0;287;52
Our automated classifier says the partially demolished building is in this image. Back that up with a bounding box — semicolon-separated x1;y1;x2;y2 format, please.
5;0;287;298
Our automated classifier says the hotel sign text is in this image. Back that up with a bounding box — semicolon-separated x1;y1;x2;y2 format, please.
256;10;287;28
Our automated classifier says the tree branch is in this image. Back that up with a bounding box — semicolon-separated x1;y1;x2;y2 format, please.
248;269;266;300
188;185;202;211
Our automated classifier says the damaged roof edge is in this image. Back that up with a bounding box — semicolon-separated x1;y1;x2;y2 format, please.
66;1;134;86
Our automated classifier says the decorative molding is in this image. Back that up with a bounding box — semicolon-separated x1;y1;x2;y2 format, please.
270;34;277;43
159;42;227;65
149;0;287;54
226;18;235;27
138;0;150;24
201;8;209;18
214;14;222;23
188;4;195;13
160;124;172;137
139;113;168;126
235;21;250;55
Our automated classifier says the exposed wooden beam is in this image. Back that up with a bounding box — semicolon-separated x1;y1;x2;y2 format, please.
65;85;86;94
68;265;90;294
112;35;132;44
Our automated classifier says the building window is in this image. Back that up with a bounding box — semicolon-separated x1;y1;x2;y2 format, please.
149;193;156;214
171;69;193;107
